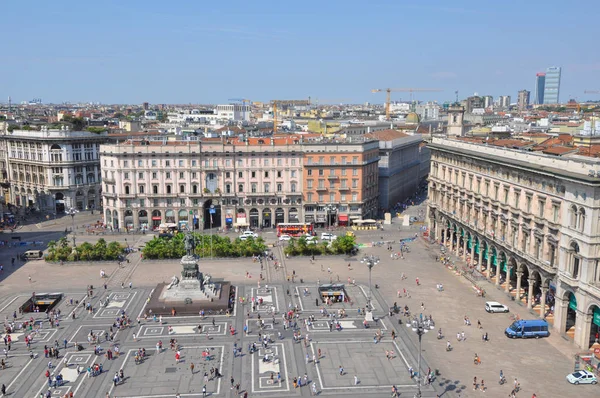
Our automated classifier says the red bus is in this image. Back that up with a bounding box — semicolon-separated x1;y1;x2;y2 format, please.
277;223;314;237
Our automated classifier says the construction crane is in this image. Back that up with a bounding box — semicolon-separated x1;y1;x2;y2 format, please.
270;99;311;133
371;88;443;120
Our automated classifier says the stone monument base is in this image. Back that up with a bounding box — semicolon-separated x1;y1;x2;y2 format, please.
146;281;234;316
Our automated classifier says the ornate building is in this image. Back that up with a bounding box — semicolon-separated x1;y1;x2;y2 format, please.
1;127;104;213
99;135;379;231
427;137;600;349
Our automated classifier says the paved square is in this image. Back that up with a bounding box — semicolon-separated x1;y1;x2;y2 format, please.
251;343;290;393
312;341;414;389
109;346;224;397
94;291;137;318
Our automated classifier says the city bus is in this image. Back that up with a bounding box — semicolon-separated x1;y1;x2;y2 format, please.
276;223;315;237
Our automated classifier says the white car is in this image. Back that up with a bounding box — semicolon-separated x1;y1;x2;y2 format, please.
304;235;318;242
279;234;291;241
485;301;509;313
239;231;258;240
566;370;597;385
321;232;337;241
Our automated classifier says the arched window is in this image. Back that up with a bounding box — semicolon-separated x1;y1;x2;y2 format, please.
238;184;244;193
578;207;586;232
139;185;145;194
291;182;297;193
125;185;130;195
192;185;198;194
277;183;282;192
166;185;172;194
570;241;580;278
570;205;578;228
180;184;185;194
226;184;231;194
153;185;158;194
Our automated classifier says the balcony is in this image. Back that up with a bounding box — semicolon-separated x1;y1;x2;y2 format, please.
316;186;328;192
103;178;116;184
327;175;339;180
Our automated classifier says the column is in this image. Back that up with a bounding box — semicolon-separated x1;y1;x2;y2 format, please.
495;262;501;286
470;239;476;269
575;312;593;350
515;271;523;303
540;286;548;319
455;233;460;256
527;278;535;309
553;295;568;334
486;252;492;280
505;266;512;292
462;236;468;261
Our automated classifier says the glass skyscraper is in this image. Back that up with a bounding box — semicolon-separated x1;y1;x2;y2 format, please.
535;73;545;105
543;66;561;104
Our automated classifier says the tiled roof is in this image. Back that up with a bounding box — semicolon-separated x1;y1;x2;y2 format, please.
490;139;534;148
364;129;410;141
541;146;578;156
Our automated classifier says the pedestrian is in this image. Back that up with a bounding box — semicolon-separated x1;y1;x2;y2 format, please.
416;277;420;286
190;362;195;374
312;382;317;395
473;376;477;390
339;365;344;375
461;331;466;341
480;379;485;392
202;385;207;398
230;376;235;389
354;375;359;385
129;282;132;289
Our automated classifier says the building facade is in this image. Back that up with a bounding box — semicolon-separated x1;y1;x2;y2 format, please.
517;90;530;111
535;72;546;105
427;137;600;349
1;127;105;213
99;136;379;231
544;66;561;104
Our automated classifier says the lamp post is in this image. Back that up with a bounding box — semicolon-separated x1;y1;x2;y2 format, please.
360;254;379;322
210;204;215;258
66;207;78;247
324;204;338;229
408;317;428;398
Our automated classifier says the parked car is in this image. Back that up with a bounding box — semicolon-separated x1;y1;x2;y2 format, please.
485;301;509;313
21;250;44;260
304;235;318;242
566;370;597;385
279;234;291;241
321;232;337;241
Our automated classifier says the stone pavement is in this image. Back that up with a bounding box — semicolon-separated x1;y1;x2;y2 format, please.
0;210;598;397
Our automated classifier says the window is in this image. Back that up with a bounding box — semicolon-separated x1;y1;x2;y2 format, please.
277;183;282;192
307;169;312;176
225;160;230;166
291;170;296;178
329;193;335;202
352;193;358;202
352;179;358;188
152;172;157;179
125;186;130;194
504;189;509;204
318;194;324;202
251;171;256;178
226;184;231;194
277;171;282;178
180;185;185;193
192;185;198;194
226;172;231;178
251;183;257;193
318;180;325;189
291;183;296;192
153;199;159;207
238;171;243;178
139;199;145;207
526;195;532;213
165;160;170;167
307;180;313;189
352;168;358;176
192;160;197;167
538;200;544;217
138;160;143;167
124;172;130;180
123;160;129;167
318;169;324;176
178;160;184;167
278;159;283;166
264;183;270;193
251;160;256;166
166;172;171;179
191;172;197;179
552;204;559;222
152;160;157;167
307;192;313;202
341;168;347;176
138;172;144;179
514;192;520;208
264;159;269;166
166;185;172;194
265;171;269;178
341;193;346;201
153;185;158;194
138;185;145;194
291;159;296;166
238;184;244;193
180;198;185;206
166;198;172;206
179;172;184;179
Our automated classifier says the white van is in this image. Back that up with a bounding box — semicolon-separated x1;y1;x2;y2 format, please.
21;250;44;260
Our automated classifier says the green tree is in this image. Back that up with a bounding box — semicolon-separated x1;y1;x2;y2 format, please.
331;235;356;254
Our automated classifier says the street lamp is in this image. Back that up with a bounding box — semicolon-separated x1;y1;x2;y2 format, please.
66;207;78;247
210;204;215;258
324;204;338;229
408;317;429;398
360;254;379;322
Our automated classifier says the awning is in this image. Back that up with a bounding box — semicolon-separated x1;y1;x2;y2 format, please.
338;215;349;222
152;216;162;220
234;222;249;227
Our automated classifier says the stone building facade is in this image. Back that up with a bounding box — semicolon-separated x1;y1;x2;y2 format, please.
0;127;105;213
99;136;379;231
427;137;600;349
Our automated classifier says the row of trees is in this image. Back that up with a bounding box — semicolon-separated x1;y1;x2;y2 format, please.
46;238;125;262
142;233;268;259
283;235;357;256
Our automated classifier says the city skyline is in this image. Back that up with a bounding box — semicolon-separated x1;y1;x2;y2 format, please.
1;0;599;104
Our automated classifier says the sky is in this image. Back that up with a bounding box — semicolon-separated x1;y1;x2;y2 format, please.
1;0;599;105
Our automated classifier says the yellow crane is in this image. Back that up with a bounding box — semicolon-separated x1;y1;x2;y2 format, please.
371;88;443;120
270;99;311;133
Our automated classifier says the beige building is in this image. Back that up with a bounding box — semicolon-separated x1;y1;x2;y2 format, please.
99;135;380;231
427;137;600;350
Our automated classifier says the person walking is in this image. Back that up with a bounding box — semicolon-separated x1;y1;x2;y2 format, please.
202;385;207;398
473;376;477;390
339;365;344;376
190;362;195;374
354;375;359;385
